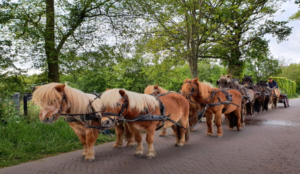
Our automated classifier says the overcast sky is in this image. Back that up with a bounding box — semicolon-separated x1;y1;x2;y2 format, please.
265;0;300;64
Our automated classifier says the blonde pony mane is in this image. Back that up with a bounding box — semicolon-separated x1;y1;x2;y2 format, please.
101;89;159;112
32;83;102;114
144;85;169;94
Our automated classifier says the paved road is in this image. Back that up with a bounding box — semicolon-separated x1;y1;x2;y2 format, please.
1;98;300;174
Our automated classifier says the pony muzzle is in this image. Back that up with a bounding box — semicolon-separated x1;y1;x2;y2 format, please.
41;115;56;124
101;118;115;128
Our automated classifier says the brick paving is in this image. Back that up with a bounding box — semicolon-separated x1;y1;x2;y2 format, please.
1;98;300;174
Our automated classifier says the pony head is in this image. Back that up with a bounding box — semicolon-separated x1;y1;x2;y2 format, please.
216;75;232;90
181;78;199;97
258;81;268;88
101;89;159;128
242;75;253;86
32;83;69;124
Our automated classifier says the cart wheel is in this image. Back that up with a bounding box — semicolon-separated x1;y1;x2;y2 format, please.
284;98;289;108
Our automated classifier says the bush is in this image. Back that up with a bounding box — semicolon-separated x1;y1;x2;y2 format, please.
270;77;296;96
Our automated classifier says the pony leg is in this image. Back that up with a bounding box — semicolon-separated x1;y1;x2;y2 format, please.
205;113;213;136
234;109;242;131
225;114;233;130
127;124;143;156
113;123;124;147
125;123;135;147
84;128;99;160
159;128;167;137
68;123;87;157
177;116;189;146
214;112;223;138
145;125;156;159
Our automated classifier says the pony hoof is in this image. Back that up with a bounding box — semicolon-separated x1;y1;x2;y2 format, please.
237;127;242;131
205;133;213;137
84;159;95;162
217;135;223;138
134;152;143;157
126;144;136;147
175;143;184;147
159;134;166;137
228;128;233;131
113;145;123;148
147;156;154;159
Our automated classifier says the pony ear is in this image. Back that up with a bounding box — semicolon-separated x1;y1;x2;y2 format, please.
183;78;190;83
192;77;199;83
105;88;110;91
227;74;232;78
154;84;159;89
54;84;65;92
119;90;126;97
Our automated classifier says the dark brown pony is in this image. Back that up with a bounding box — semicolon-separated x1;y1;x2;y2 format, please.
181;78;242;138
242;75;268;113
217;75;256;116
100;89;190;158
258;81;280;109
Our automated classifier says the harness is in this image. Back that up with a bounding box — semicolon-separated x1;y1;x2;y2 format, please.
57;93;103;123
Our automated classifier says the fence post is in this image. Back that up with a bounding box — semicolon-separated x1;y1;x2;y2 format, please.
13;92;20;115
23;94;28;116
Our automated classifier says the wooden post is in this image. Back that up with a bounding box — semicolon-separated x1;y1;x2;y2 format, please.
23;94;28;116
13;92;20;115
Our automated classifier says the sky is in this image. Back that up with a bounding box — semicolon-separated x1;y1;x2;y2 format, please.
265;0;300;64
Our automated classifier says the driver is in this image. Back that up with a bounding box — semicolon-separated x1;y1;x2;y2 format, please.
268;78;278;88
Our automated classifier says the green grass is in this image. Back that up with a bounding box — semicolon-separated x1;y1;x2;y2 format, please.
0;103;116;168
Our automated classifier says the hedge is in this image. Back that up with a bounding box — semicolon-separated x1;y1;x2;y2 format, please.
270;77;296;96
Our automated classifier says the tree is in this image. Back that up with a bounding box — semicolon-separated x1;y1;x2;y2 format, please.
280;63;300;93
209;0;291;78
8;0;138;82
131;0;226;78
290;0;300;20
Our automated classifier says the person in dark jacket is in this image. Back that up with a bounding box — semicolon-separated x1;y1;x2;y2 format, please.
268;78;278;88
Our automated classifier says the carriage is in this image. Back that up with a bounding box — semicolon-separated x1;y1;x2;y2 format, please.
278;89;289;108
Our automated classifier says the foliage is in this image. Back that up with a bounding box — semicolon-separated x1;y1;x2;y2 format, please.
269;77;296;96
290;0;300;20
244;56;282;83
280;63;300;93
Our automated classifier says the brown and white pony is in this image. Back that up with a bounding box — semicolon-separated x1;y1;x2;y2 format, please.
181;78;242;138
32;83;104;161
100;89;190;158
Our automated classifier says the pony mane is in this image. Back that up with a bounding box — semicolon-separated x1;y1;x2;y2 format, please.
32;83;102;114
101;89;159;112
144;85;169;94
197;81;213;99
202;81;214;88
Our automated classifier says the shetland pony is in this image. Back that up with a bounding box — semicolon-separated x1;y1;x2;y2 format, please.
258;81;280;109
100;89;190;158
144;84;201;135
217;75;256;116
32;83;105;161
144;84;176;136
181;78;242;137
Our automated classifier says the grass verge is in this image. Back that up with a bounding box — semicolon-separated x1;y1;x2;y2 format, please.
0;118;116;168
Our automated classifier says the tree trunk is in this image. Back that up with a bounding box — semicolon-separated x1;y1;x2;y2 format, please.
45;0;59;82
227;49;244;78
188;57;198;79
